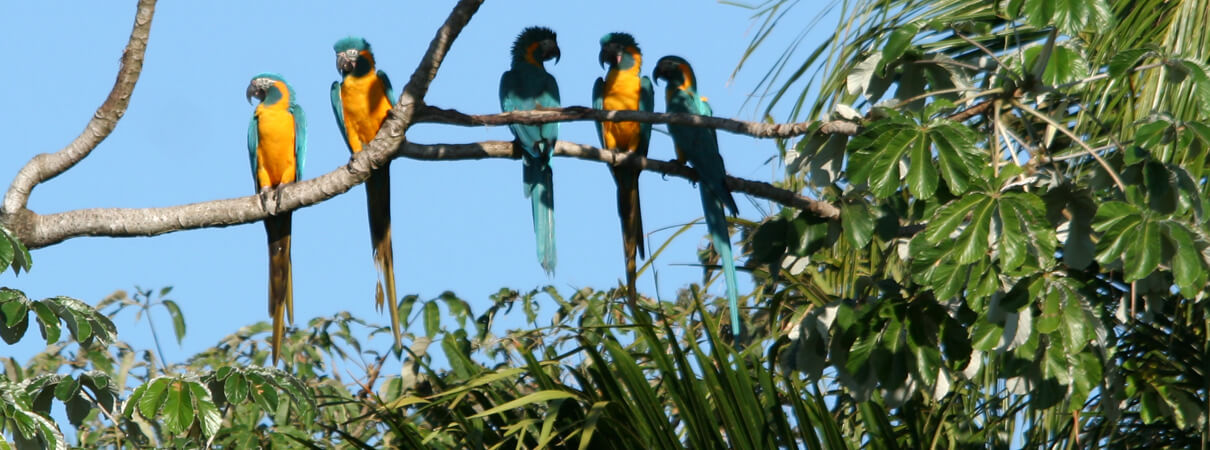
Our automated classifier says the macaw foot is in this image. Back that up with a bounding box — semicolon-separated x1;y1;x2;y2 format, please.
257;188;273;215
663;157;691;182
271;186;285;216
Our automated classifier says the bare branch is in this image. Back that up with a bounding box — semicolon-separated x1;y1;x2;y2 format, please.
2;0;156;215
415;105;860;139
17;139;835;248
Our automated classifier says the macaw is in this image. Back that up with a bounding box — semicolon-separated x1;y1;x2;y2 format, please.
246;73;307;363
593;32;654;306
499;27;561;274
652;56;742;338
330;36;403;348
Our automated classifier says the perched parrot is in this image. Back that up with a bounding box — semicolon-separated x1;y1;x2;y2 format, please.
652;56;742;338
246;73;307;363
499;27;561;274
593;32;654;306
329;37;403;348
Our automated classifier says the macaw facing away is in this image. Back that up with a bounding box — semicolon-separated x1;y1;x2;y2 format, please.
330;36;403;348
652;56;742;338
500;27;561;274
594;32;654;306
246;73;307;363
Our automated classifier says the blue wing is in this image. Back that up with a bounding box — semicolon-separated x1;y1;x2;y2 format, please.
537;72;560;147
247;113;259;189
592;77;605;147
330;81;350;150
291;103;307;180
639;76;655;157
379;70;396;108
499;70;545;159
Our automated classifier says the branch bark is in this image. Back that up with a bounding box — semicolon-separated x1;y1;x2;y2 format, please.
18;140;837;249
2;0;156;216
415;105;861;139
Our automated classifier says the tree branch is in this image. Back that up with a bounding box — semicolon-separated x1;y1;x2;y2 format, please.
2;0;156;216
17;139;836;248
414;105;860;139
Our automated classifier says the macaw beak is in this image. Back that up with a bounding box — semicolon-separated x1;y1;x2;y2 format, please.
336;49;358;75
598;49;608;69
541;40;560;65
245;83;261;104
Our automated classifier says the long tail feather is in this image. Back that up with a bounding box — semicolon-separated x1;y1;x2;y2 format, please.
524;155;556;274
611;167;644;305
265;213;293;364
700;187;740;339
366;165;401;349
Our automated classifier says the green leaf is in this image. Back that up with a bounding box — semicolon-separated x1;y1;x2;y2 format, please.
469;390;577;418
225;373;248;403
31;302;59;344
423;301;440;339
1123;219;1161;282
1038;289;1061;334
1;296;26;328
841;201;875;249
162;380;195;435
0;233;13;274
906;131;939;199
161;299;186;345
1025;43;1089;85
1108;48;1156;78
1021;0;1111;35
1163;222;1203;296
189;382;221;437
929;120;982;195
882;23;920;67
954;200;994;265
924;194;985;244
53;375;80;402
138;378;169;420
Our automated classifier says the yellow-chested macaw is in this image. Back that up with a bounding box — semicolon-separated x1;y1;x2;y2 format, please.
594;32;654;306
246;73;307;363
500;27;561;274
652;56;742;338
329;37;402;347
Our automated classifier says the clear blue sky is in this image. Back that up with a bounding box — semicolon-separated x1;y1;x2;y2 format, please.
0;2;831;365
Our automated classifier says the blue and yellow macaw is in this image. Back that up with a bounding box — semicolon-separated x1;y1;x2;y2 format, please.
329;37;403;348
246;73;307;363
652;56;741;338
500;27;561;274
594;32;654;306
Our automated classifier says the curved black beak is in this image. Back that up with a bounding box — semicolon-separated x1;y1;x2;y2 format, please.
336;49;358;75
541;40;560;64
245;83;261;104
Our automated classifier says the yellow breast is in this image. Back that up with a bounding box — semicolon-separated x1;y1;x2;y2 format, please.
340;73;392;153
601;61;643;152
255;105;297;188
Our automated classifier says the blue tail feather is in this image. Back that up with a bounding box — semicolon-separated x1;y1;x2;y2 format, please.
700;186;739;338
524;153;556;274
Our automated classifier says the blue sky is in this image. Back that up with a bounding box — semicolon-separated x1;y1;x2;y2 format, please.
0;2;832;367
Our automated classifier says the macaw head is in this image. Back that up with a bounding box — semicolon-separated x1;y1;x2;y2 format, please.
598;32;641;71
333;36;375;77
246;72;295;106
652;55;697;92
511;26;560;68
